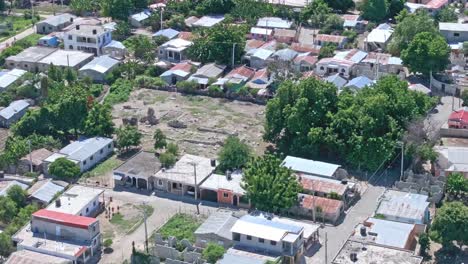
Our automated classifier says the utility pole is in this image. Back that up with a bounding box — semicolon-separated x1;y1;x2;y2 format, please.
143;202;149;253
312;182;316;223
400;141;404;181
28;139;33;173
192;163;200;215
160;8;164;31
324;232;328;264
231;43;236;68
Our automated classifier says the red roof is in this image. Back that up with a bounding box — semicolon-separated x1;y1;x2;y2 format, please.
291;43;321;54
251;68;268;80
426;0;447;9
246;39;266;49
301;71;319;80
226;65;255;79
315;34;346;43
294;55;318;65
33;209;97;230
300;177;347;196
300;195;344;215
170;62;192;73
449;107;468;124
178;31;193;41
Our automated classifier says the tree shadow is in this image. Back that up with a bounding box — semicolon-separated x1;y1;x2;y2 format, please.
104;247;114;254
434;246;468;264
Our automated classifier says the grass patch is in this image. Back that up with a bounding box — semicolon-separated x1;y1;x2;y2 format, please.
156;213;202;243
84;155;123;178
102;230;115;240
110;204;154;235
0;16;36;41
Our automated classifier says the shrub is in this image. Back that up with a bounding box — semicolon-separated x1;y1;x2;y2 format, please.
202;243;225;263
103;239;113;248
48;157;80;179
89;84;104;97
176;81;198;93
166;143;179;156
208;85;224;97
104;79;134;105
160;152;177;168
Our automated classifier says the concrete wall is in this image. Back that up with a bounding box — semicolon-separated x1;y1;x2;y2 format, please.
31;218;100;242
78;142;114;172
195;233;234;249
64;31;112;56
430;74;458;95
440;123;468;138
0;106;29;128
233;233;284;254
441;30;468;44
315;63;351;78
103;47;126;59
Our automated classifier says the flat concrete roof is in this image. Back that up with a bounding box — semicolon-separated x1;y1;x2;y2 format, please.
114;151;161;179
5;249;72;264
154;154;215;185
46;185;103;215
7;46;57;63
38;50;94;67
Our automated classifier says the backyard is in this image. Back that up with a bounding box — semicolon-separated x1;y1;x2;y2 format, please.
112;89;267;158
151;213;204;246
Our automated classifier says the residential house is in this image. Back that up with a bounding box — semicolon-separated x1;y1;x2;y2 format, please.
13;209;101;264
0;99;30;128
249;48;274;69
230;212;320;263
325;73;348;89
103;40;127;59
200;171;249;208
353;52;405;80
299;175;354;206
213;65;255;90
187;63;226;88
192;15;225;28
153;28;180;39
185;16;200;28
375;190;430;225
342;15;367;32
267;0;309;7
153;154;216;197
447;107;468;129
409;83;431;95
44;137;114;173
36;13;76;34
5;250;73;264
160;61;195;84
113;151;161;190
46;185;104;217
290;43;321;54
365;23;393;51
219;248;279;264
274;29;297;44
245;68;271;96
37;50;94;72
405;0;449;15
194;210;239;248
344;76;374;90
28;179;67;207
256;17;293;29
158;38;193;63
439;22;468;43
282;155;343;179
293;53;318;72
272;48;299;62
449;42;465;66
294;194;345;224
18;148;53;174
315;49;368;78
249;27;273;41
79;55;121;82
38;35;60;47
0;68;27;91
129;10;151;27
5;46;57;71
314;34;347;49
0;180;28;196
434;145;468;177
63;24;112;56
332;240;423;264
351;217;425;251
297;27;318;47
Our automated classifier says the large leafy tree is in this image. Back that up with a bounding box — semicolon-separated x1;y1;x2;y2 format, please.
196;0;234;15
230;0;275;24
360;0;388;22
133;35;155;64
430;202;468;248
242;155;301;213
116;125;142;152
70;0;99;15
387;0;405;19
132;0;148;9
12;107;56;137
49;158;81;179
446;173;468;200
0;197;18;224
102;0;133;21
388;10;438;55
0;233;13;257
300;0;332;27
324;0;354;13
218;136;252;172
7;185;27;207
187;24;247;64
83;103;115;137
153;129;167;151
436;6;458;22
54;86;88;137
401;32;450;75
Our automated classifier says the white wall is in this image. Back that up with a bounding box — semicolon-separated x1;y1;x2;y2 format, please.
79;142;114;172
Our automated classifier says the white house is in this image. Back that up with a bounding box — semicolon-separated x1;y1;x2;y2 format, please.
130;10;152;27
439;22;468;43
365;23;393;51
63;24;112;56
0;99;30;128
47;185;104;217
158;38;193;63
316;49;367;78
44;137;114;173
79;55;121;82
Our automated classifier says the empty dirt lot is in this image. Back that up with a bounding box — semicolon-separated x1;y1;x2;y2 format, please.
112;89;267;158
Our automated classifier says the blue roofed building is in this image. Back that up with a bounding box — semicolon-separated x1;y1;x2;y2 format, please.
79;55;121;82
153;28;180;40
345;76;374;90
282;155;342;179
44;137;114;173
0;99;30;128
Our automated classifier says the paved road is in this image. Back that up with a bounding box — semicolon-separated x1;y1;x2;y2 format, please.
99;189;220;264
304;185;385;264
425;96;462;140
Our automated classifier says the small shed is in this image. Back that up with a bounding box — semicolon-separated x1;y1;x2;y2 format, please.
103;40;127;59
18;148;53;174
194;210;239;248
129;10;151;27
0;99;30;128
79;55;121;82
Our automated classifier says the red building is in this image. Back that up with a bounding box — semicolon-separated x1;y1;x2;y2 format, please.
448;107;468;129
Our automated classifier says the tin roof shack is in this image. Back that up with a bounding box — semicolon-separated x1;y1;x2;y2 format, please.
160;61;195;85
153;28;180;39
103;40;127;59
194;210;239;248
44;137;114;174
28;179;67;206
434;145;468;177
113;151;161;190
353;52;404;80
46;185;104;217
218;248;279;264
5;250;72;264
153;154;216;197
37;50;94;72
0;180;28;196
187;63;226;89
199;171;249;208
192;15;225;28
332;240;423;264
79;55;120;82
282;155;343;179
365;23;394;51
316;49;367;78
230;212;319;263
5;46;57;71
314;34;347;49
18;148;53;174
375;190;430;225
351;217;425;251
36;13;76;34
294;194;345;224
13;209;101;264
439;23;468;44
0;69;27;91
0;99;30;128
158;38;193;63
129;10;151;27
342;15;367;32
247;48;274;69
256;17;293;29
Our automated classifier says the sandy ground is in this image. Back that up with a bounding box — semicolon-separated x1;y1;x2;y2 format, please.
112;89;267;158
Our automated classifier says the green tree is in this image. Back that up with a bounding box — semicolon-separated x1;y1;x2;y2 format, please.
40;76;49;98
401;32;450;75
12;107;56;137
166;142;179;156
360;0;388;22
103;238;113;248
436;6;458;22
0;0;5;12
147;11;164;31
133;35;155;64
300;0;331;27
324;0;354;13
54;86;88;137
132;0;148;9
153;129;167;151
196;0;234;15
430;202;468;248
242;155;301;213
202;243;225;263
102;0;132;21
116;125;142;152
0;196;18;224
387;0;405;19
446;173;468;199
230;0;274;24
7;185;27;207
419;233;430;256
187;24;247;64
318;43;336;59
83;103;115;137
113;21;132;41
388;10;438;55
49;157;81;179
320;14;344;34
166;14;186;31
218;136;251;172
70;0;99;15
0;233;13;257
160;152;177;168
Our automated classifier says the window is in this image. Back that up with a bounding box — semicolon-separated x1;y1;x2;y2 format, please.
86;208;89;213
84;160;87;165
158;179;163;186
24;64;28;68
233;233;240;241
100;149;103;154
259;238;265;243
93;225;96;232
247;235;252;240
108;144;112;149
271;241;277;245
223;193;229;198
320;66;324;70
454;33;460;37
68;35;72;40
90;155;94;161
93;201;96;206
69;45;73;50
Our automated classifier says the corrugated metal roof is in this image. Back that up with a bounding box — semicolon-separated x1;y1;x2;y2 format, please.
79;55;119;74
59;137;113;162
257;17;292;29
356;217;415;249
0;180;28;196
376;190;429;223
30;180;65;203
153;28;180;39
40;13;76;27
252;48;274;60
195;210;238;239
33;209;97;229
273;48;298;61
193;15;225;27
131;10;151;22
345;76;373;89
0;69;26;89
282;156;341;178
104;40;126;50
200;172;245;194
0;100;29;120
